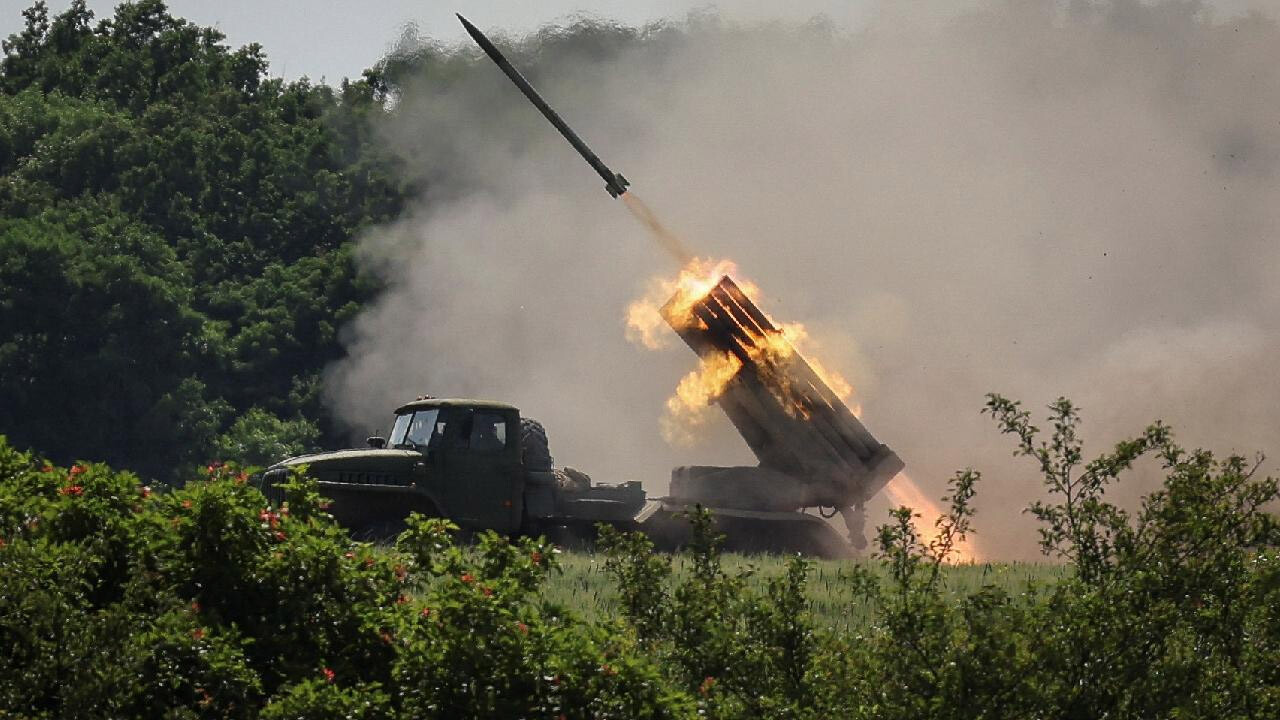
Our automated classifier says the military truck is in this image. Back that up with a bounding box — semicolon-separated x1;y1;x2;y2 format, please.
259;397;658;543
260;394;867;556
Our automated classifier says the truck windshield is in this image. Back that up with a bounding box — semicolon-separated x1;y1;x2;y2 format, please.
389;409;440;449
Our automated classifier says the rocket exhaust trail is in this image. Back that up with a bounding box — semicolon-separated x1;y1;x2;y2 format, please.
458;14;696;265
621;193;695;264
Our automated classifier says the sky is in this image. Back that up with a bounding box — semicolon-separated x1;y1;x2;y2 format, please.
2;0;1274;83
0;0;878;82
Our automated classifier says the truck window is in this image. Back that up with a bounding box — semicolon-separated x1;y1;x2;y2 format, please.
391;409;440;449
469;412;508;452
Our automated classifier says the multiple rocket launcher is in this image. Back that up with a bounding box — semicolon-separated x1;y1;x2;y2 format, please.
458;15;904;544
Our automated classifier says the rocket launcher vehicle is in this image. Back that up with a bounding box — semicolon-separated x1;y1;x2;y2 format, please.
660;276;905;547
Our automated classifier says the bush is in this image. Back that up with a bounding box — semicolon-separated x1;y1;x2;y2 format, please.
1;391;1277;718
0;436;690;718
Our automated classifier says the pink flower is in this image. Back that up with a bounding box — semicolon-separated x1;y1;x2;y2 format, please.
60;485;84;497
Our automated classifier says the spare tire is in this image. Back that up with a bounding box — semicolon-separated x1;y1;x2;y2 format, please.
520;417;553;472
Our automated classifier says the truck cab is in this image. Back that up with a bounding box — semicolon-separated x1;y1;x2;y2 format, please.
262;399;523;534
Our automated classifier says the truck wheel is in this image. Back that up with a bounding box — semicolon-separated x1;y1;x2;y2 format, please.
520;417;553;472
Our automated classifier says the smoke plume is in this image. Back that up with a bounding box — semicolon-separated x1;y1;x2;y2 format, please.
325;1;1280;558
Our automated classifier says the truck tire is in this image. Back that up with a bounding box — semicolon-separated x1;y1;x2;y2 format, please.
520;417;553;472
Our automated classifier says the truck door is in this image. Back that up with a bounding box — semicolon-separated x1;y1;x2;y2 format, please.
441;408;522;533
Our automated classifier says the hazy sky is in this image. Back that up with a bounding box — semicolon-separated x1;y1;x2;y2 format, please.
0;0;877;81
2;0;1276;82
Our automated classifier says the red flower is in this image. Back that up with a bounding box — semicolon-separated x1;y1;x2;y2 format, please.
234;471;248;484
274;531;286;541
380;631;393;644
192;628;205;640
344;552;355;560
69;464;85;477
395;594;409;605
191;601;201;613
699;676;716;695
140;486;151;499
393;564;407;581
531;551;543;565
600;663;617;677
420;606;431;618
461;572;475;584
181;499;192;509
363;557;375;568
60;485;84;496
322;667;335;684
481;586;493;597
517;622;528;635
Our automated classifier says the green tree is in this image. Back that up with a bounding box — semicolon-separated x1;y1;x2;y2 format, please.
0;1;407;481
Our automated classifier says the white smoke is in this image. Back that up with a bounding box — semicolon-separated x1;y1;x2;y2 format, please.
326;1;1280;558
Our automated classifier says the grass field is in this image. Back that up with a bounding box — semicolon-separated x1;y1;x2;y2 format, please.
542;552;1065;632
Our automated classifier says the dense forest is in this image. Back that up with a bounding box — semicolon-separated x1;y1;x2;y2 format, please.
0;0;415;481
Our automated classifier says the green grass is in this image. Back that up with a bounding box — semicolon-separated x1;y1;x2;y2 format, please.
544;552;1065;633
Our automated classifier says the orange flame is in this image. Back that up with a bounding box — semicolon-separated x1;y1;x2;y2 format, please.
660;351;743;445
883;472;982;564
628;256;863;434
777;321;860;416
626;257;753;349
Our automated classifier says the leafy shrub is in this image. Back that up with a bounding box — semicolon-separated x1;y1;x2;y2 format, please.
0;435;690;718
2;389;1278;718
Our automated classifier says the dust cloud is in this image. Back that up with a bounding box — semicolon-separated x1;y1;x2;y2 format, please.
324;1;1280;559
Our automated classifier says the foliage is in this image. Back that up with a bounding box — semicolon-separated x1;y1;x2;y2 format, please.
600;510;852;719
981;394;1280;718
0;435;691;718
213;407;320;468
0;1;407;482
2;385;1279;716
